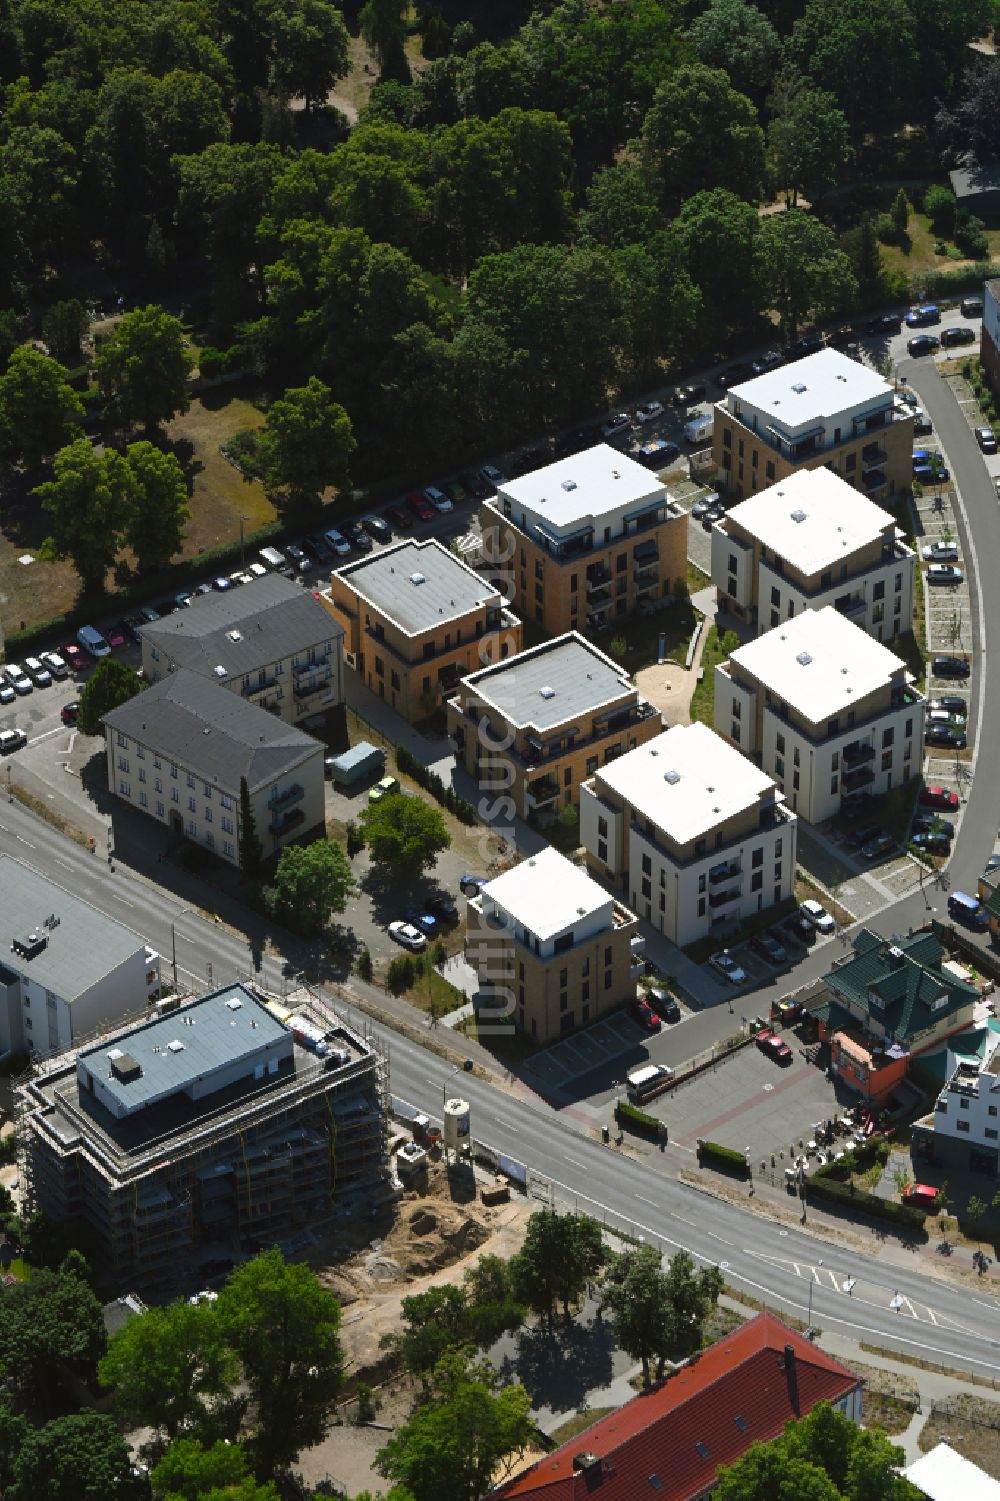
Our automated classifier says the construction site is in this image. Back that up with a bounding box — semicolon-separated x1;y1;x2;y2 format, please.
15;981;390;1295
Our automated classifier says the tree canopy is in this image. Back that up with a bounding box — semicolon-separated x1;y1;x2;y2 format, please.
265;839;356;936
95;304;192;433
36;439;136;593
99;1299;237;1442
360;792;450;876
0;346;84;468
509;1211;606;1328
76;658;144;737
715;1401;922;1501
258;376;355;506
600;1246;724;1387
6;1411;141;1501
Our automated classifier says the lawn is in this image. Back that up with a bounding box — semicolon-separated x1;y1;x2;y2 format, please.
594;600;697;676
398;961;467;1019
688;625;738;726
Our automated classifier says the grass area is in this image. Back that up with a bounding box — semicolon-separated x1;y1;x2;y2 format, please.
877;196;984;284
455;1011;543;1067
794;875;854;929
546;1408;617;1446
595;601;697;676
687;562;710;594
5;1258;29;1282
400;963;467;1019
688;625;738;726
163;391;274;552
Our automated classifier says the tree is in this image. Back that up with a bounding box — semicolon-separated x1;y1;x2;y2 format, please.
717;1400;918;1501
0;1262;107;1403
360;792;450;877
42;298;88;364
36;440;136;593
923;184;958;237
266;840;355;936
98;1300;237;1442
766;74;851;205
95;304;192;434
890;188;909;239
935;55;1000;165
756;210;857;339
393;1284;473;1382
376;1351;533;1501
578;165;660;249
0;346;84;469
269;0;351;112
841;212;886;307
509;1211;606;1328
462;1254;524;1349
238;776;264;883
600;1246;724;1387
123;441;190;572
7;1411;141;1501
670;189;762;341
151;1439;279;1501
215;1249;342;1476
258;377;356;507
788;0;917;141
641;64;767;212
359;0;411;84
76;658;143;737
687;0;781;98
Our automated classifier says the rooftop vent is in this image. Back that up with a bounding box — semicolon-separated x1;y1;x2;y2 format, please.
836;373;848;382
110;1050;141;1083
166;1039;185;1054
12;931;47;961
649;1478;664;1492
561;480;577;492
791;383;807;394
225;997;244;1011
410;572;425;585
735;1415;749;1433
227;629;243;642
539;686;556;699
888;944;905;968
790;509;807;523
213;665;227;680
695;1442;710;1460
572;1453;601;1474
796;652;813;666
664;769;681;785
612;470;620;479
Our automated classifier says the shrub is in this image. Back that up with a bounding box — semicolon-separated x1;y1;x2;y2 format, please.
396;743;477;822
615;1100;662;1138
875;212;898;245
356;946;373;982
805;1174;926;1230
923;183;957;237
697;1140;749;1177
387;955;415;994
346;820;365;857
356;1381;376;1424
956;214;988;260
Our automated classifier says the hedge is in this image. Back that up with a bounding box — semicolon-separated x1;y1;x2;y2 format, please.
914;259;1000;299
805;1174;926;1231
395;743;477;824
615;1100;662;1139
697;1139;749;1177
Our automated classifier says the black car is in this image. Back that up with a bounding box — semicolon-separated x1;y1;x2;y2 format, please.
306;533;334;562
865;312;903;335
829;326;857;348
428;891;459;923
925;723;966;747
343;520;372;552
846;821;883;850
750;933;788;966
672;383;706;407
362;512;393;543
913;414;933;436
932;655;971;678
637;438;680;469
912;814;955;837
751;349;783;375
647;987;681;1022
459;470;489;499
975;425;998;454
907;334;940;357
285;542;311;572
930;695;967;715
714;362;754;390
841;791;876;819
911;831;951;855
782;333;823;359
940;326;976;347
961;296;983;318
701;503;724;529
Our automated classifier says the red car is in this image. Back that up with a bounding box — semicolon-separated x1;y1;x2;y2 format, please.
756;1030;793;1064
406;490;434;522
61;643;85;672
631;998;661;1031
902;1183;938;1210
103;625;127;651
384;504;413;531
919;785;959;810
61;701;79;726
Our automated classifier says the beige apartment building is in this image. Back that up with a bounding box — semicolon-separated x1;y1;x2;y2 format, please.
715;606;925;825
580;723;796;948
465;847;642;1042
447;633;662;822
328;539;522;723
481;444;688;636
712;350;913;507
711;468;915;641
103;671;325;866
139;574;343;727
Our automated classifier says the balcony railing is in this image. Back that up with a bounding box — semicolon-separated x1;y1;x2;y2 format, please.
834;595;866;619
842;742;875;767
268;782;304;811
708;886;741;910
244;675;279;697
588;586;612;608
862;443;887;468
842;763;875;789
526;778;559;810
586;565;612;591
293;666;333;699
269;806;305;836
862;470;887;492
709;860;741;885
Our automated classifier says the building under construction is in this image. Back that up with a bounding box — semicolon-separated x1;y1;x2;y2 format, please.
16;982;389;1294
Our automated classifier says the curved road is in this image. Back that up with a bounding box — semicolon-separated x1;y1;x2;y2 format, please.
3;357;1000;1372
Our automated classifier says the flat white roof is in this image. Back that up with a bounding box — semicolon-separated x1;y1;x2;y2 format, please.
730;605;906;723
728;349;892;420
481;847;614;942
462;633;635;729
595;723;778;845
904;1443;1000;1501
497;444;663;530
334;539;498;634
725;469;893;574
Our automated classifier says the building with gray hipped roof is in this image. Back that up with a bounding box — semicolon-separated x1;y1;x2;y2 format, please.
103;670;325;866
139;573;343;726
0;855;160;1059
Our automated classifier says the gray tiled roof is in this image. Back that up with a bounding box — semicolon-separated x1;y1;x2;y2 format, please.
0;855;147;1002
140;574;341;679
335;539;498;635
103;671;321;792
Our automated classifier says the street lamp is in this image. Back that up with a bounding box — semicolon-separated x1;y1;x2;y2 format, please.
170;905;195;989
807;1258;824;1329
442;1062;464;1106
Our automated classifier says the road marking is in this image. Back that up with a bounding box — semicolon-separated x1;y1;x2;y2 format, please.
52;857;74;871
562;1154;586;1169
635;1194;658;1207
15;834;35;848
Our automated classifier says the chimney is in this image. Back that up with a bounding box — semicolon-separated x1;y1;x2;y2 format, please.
572;1452;600;1473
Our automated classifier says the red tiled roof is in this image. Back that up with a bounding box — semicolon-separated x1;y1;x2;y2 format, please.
497;1312;860;1501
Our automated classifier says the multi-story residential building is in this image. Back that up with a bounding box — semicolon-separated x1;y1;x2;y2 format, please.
327;538;522;723
446;633;662;821
103;670;325;866
496;1312;861;1501
806;927;979;1108
17;982;388;1292
912;1028;1000;1178
580;723;796;947
481;445;688;636
712;350;913;506
465;847;642;1042
715;606;925;824
139;574;343;726
0;856;159;1059
711;468;915;642
982;277;1000;393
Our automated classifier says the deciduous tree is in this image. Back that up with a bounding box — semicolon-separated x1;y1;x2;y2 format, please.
669;189;762;341
98;1299;237;1442
578;164;660;249
687;0;781;98
716;1400;917;1501
756;210;857;338
360;793;450;876
0;1262;107;1403
0;346;84;468
41;298;89;364
258;376;355;506
95;304;192;434
7;1411;140;1501
510;1211;606;1327
766;73;851;205
359;0;411;84
266;839;355;936
77;658;143;737
936;56;1000;166
150;1438;278;1501
788;0;917;141
641;64;766;212
124;440;190;571
269;0;351;112
36;439;136;593
600;1246;724;1387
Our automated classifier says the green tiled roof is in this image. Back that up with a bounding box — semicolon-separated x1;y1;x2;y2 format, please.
823;928;977;1044
981;876;1000;919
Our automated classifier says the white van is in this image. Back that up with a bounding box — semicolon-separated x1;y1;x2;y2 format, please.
626;1063;674;1104
683;412;714;444
76;624;110;657
258;546;287;571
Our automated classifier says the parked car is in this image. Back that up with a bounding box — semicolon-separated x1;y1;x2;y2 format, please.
926;564;963;585
406;491;434;522
480;464;506;490
384;503;413;531
913;461;949;482
60;642;84;672
3;664;32;696
941;325;976;347
0;729;27;754
931;655;970;677
174;590;193;609
229;570;253;587
459;874;486;896
714;361;754;390
921;541;958;562
710;950;747;985
829;325;857;348
961;296;984;318
975;425;998;453
362;512;393;543
647;988;681;1022
637;438;680;469
428;891;459;923
985;854;1000;875
690;492;720;519
756;1031;793;1065
910;831;951;855
40;651;68;679
102;623;127;649
61;701;79;725
388;920;426;953
925;723;966;747
700;503;724;530
634;400;665;423
846;821;883;850
406;909;439;938
307;533;334;563
861;832;895;861
911;814;955;837
285;542;311;572
443;479;468;505
920;784;960;809
368;775;401;804
459;470;489;499
907;334;940;357
343;520;372;552
670;384;705;408
929;695;967;716
631;997;661;1031
902;1183;939;1209
865;312;903;334
799;899;835;934
913;413;933;435
324;528;351;557
0;684;14;706
23;656;52;687
424;485;453;513
750;933;787;966
212;576;232;591
906;304;940;327
601;412;631;440
927;709;965;729
751;349;783;375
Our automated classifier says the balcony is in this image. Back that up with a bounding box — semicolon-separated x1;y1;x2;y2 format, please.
269;806;305;836
587;586;612;609
709;860;741;886
862;470;887;492
862;442;887;469
842;741;875;768
634;566;658;593
708;886;742;910
525;777;560;810
586;564;612;592
268;782;304;811
834;594;866;620
293;664;333;699
244;674;279;698
842;763;875;790
630;933;646;953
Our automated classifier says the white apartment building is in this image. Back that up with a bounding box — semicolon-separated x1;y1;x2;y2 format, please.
715;606;925;825
0;856;160;1057
711;468;915;641
580;723;797;947
103;671;325;867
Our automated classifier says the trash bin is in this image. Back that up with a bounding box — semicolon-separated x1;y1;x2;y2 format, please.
602;1124;610;1144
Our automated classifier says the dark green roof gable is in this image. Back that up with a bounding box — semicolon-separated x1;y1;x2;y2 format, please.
823;928;977;1044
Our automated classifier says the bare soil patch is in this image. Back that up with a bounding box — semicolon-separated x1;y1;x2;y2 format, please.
918;1392;1000;1477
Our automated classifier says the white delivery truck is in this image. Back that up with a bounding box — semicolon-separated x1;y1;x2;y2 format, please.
626;1062;675;1104
683;412;714;444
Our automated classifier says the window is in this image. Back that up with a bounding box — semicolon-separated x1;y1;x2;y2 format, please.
156;801;165;818
188;796;196;812
957;1120;970;1133
732;722;741;743
604;945;612;966
187;819;197;835
882;726;894;748
570;573;577;592
831;776;838;795
881;749;892;770
616;552;627;573
559;968;567;989
154;777;163;793
873;580;885;601
223;839;235;860
171;787;179;803
792;770;800;791
987;1128;999;1140
616;576;627;596
221;815;234;834
827;718;839;736
604;971;612;991
203;782;212;798
139;790;148;808
698;897;706;916
117;755;129;771
990;1106;998;1117
960;1097;970;1110
776;733;785;755
587;756;598;775
138;768;146;784
775;839;782;858
695;838;706;856
642;853;652;874
598;840;607;862
751;870;763;891
641;877;651;899
895;572;902;591
752;847;763;868
905;718;913;737
375;655;384;678
770;585;780;607
187;772;195;788
728;554;738;574
793;746;800;767
775;756;784;779
220;793;233;811
135;746;144;759
731;698;741;720
118;779;130;796
117;732;128;748
391;671;400;692
170;763;178;779
698;873;707;894
846;452;856;471
765;460;775;481
204;807;212;824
